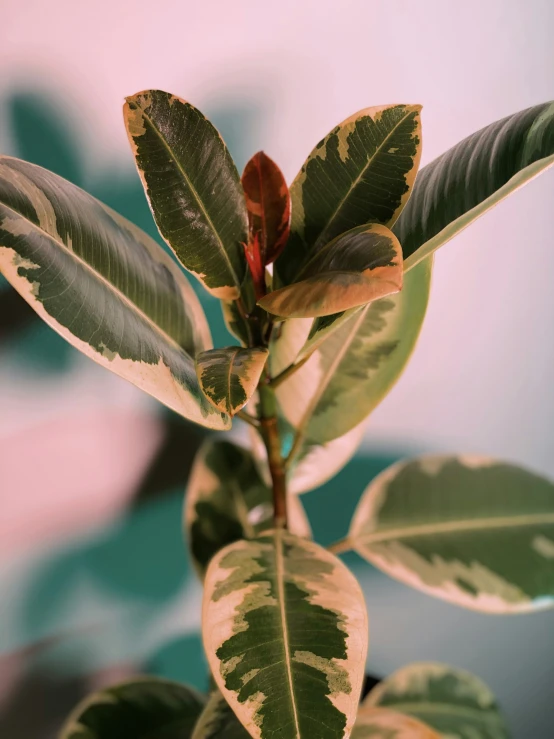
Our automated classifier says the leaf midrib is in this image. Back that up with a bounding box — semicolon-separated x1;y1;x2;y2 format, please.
0;198;194;360
355;511;554;546
274;529;301;739
136;103;243;292
308;108;415;249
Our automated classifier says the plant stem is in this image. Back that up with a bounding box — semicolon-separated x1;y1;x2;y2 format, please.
327;538;352;555
236;410;260;428
258;371;288;529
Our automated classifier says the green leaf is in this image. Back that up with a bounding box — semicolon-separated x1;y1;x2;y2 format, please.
347;455;554;613
242;151;291;266
395;101;554;271
202;530;368;739
270;258;432;446
192;690;250;739
363;662;510;739
124;90;249;301
221;300;251;346
351;707;439;739
185;439;311;578
0;156;229;430
59;677;205;739
195;346;268;415
276;104;422;286
259;224;403;318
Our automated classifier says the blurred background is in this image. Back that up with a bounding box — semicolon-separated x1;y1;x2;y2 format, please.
1;1;553;736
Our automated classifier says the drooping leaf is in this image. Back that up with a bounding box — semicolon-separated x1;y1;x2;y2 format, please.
276;104;422;286
184;439;312;578
242;151;291;265
348;455;554;613
364;662;510;739
395;101;554;271
195;346;268;415
202;530;368;739
259;224;403;318
192;690;251;739
270;258;432;446
351;707;439;739
59;677;205;739
0;156;229;430
124;90;249;301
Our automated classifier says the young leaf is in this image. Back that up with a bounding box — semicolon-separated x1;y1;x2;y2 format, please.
242;151;291;265
270;258;432;446
192;690;251;739
0;156;229;430
351;707;439;739
202;530;368;739
185;439;312;578
276;104;422;286
259;224;403;318
124;90;249;301
347;455;554;613
195;346;268;415
59;677;205;739
395;101;554;271
364;662;510;739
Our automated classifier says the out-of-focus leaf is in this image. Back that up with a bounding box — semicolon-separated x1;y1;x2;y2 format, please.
276;104;421;286
203;531;368;739
0;156;229;430
351;707;439;739
192;690;250;739
364;662;510;738
259;224;403;318
184;439;311;578
124;90;249;301
59;677;205;739
195;346;268;415
395;101;554;271
347;455;554;613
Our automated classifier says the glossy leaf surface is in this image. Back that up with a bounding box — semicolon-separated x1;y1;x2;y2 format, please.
185;439;311;578
0;156;229;430
364;662;510;738
348;455;554;613
203;530;368;739
242;151;291;265
59;677;205;739
259;224;403;318
195;346;268;415
395;101;554;270
277;104;421;285
124;90;248;300
351;707;439;739
270;258;432;445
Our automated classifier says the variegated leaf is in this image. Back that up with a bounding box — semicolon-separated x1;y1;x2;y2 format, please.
202;530;368;739
124;90;249;301
192;690;251;739
196;346;268;415
259;224;403;319
351;707;439;739
270;258;432;446
298;308;362;361
221;299;252;346
59;677;205;739
242;151;291;265
0;156;229;430
395;101;554;272
185;439;311;578
276;104;421;287
347;455;554;613
364;662;510;739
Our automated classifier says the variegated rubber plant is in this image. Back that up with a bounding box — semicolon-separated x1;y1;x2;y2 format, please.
1;89;554;739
